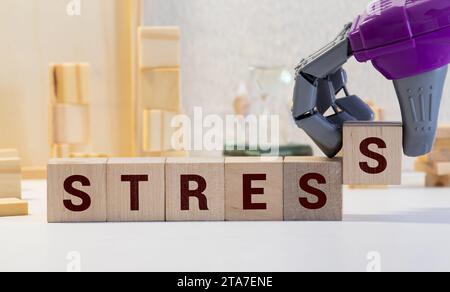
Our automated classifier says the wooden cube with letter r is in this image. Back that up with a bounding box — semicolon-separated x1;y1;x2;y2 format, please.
343;121;402;185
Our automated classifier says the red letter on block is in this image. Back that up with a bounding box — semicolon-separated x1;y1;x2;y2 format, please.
243;174;267;210
121;175;149;211
63;175;91;212
180;175;208;211
299;173;327;210
359;137;388;174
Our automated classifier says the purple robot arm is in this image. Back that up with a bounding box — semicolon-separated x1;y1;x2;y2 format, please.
294;0;450;157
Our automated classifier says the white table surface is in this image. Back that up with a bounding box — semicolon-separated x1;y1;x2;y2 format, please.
1;173;450;272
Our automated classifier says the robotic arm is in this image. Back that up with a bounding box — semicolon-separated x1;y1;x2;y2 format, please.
293;0;450;158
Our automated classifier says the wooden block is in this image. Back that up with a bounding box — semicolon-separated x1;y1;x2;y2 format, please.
143;109;163;152
139;27;180;69
141;68;181;112
0;158;21;199
225;157;283;221
433;138;450;150
51;63;90;104
0;198;28;217
343;121;402;185
284;157;342;221
76;63;90;103
107;158;166;222
143;109;180;152
47;158;107;223
437;125;450;139
166;158;224;221
426;174;450;187
415;160;450;176
52;144;71;158
0;149;19;158
22;166;47;180
426;150;450;162
53;103;90;144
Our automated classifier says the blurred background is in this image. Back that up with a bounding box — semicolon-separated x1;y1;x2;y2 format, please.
1;0;450;172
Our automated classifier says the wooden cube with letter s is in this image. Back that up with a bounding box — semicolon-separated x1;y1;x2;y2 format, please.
47;159;107;223
284;157;343;221
343;121;403;185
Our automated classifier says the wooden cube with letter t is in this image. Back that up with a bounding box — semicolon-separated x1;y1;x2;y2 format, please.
343;121;402;185
225;157;283;221
47;159;107;223
166;158;224;221
284;157;343;221
107;158;166;222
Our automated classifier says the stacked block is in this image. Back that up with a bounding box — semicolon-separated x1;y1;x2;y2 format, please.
415;125;450;187
49;63;96;159
343;122;402;185
0;149;28;217
137;27;186;157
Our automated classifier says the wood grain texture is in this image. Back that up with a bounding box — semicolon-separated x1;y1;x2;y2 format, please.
0;198;28;217
47;158;107;223
0;0;141;169
166;158;224;221
0;158;22;199
343;122;402;185
284;157;342;221
107;158;165;222
225;157;283;221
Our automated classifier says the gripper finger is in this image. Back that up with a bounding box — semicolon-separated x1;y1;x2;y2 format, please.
394;65;448;157
297;114;342;158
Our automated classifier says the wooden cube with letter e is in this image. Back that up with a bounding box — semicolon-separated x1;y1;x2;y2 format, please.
343;121;402;185
284;157;342;221
225;157;283;221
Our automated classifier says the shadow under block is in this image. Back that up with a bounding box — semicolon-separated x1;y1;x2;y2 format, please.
225;157;283;221
141;68;181;112
139;27;180;69
0;198;28;217
0;158;21;199
284;157;343;221
47;159;107;223
343;122;402;185
53;103;90;144
51;63;90;104
166;158;224;221
107;158;165;222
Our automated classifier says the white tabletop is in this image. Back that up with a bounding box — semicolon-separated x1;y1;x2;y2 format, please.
1;174;450;272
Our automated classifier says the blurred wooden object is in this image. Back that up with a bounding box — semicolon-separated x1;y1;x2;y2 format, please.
137;27;187;158
0;198;28;217
0;151;21;199
0;0;142;172
415;125;450;187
